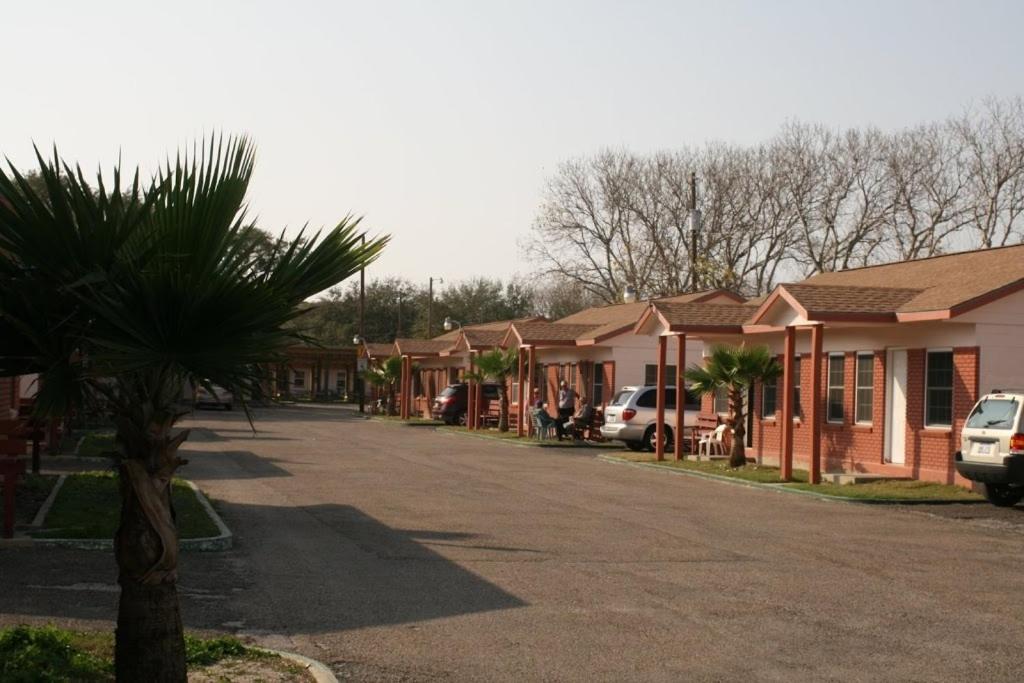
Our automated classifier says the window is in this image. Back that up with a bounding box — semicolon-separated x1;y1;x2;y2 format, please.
713;386;729;414
684;389;701;410
643;364;677;387
827;354;844;423
292;370;305;388
792;357;802;419
762;376;778;419
336;372;348;395
855;353;874;424
635;387;677;409
593;363;604;404
925;350;954;427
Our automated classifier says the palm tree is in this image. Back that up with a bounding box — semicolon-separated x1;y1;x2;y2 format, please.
363;356;403;415
684;344;782;468
470;348;519;432
0;138;387;681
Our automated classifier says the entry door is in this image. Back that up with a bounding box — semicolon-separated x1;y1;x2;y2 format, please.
886;349;907;464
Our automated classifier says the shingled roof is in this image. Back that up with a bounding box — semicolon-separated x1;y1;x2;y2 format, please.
636;302;759;334
361;342;397;359
393;338;453;356
752;244;1024;323
502;322;603;347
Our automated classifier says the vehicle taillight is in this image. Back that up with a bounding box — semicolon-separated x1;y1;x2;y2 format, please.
622;409;636;422
1010;433;1024;451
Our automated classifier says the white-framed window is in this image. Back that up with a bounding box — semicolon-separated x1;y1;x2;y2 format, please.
761;376;778;419
855;352;874;424
643;364;677;387
925;350;954;427
827;353;845;423
592;362;604;405
292;369;305;388
713;386;729;414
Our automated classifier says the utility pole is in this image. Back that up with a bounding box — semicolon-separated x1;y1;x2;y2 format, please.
688;171;700;292
358;234;366;414
427;276;443;338
397;291;403;338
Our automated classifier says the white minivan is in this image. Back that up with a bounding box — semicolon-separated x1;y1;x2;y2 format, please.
954;391;1024;507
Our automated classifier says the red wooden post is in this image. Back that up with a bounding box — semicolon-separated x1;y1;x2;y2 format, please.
526;345;536;437
516;349;526;437
655;335;667;461
468;352;476;430
780;326;796;481
809;324;823;484
674;333;686;461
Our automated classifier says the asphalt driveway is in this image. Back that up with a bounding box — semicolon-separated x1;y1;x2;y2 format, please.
2;405;1023;681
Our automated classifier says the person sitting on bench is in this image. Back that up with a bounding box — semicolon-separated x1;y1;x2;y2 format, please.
564;395;595;440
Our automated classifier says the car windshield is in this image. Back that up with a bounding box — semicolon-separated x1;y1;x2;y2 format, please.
609;390;634;406
966;398;1019;429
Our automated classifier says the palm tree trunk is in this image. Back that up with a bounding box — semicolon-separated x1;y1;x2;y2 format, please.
498;383;509;432
729;388;746;468
114;418;189;682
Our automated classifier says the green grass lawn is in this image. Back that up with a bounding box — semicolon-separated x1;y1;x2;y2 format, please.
785;479;983;501
74;431;117;458
610;453;980;500
370;415;444;426
0;474;58;525
0;625;300;682
614;452;810;482
32;471;220;539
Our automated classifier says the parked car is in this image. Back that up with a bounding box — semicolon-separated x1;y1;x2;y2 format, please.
600;385;700;451
954;391;1024;507
194;383;234;410
431;382;502;425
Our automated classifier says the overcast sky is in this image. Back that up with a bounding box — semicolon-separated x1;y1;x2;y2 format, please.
4;0;1023;289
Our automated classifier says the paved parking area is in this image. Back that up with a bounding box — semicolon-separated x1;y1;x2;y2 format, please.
2;405;1023;681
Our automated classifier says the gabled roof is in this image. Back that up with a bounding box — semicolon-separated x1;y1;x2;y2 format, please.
501;322;602;347
750;245;1024;324
430;316;546;342
634;302;758;335
393;338;453;357
362;342;397;359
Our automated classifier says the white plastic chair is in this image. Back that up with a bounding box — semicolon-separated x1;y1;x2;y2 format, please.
697;424;727;460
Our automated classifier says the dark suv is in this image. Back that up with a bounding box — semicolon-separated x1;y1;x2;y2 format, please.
431;382;502;425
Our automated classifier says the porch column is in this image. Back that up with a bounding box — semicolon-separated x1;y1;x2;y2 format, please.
780;326;796;481
401;356;410;419
527;345;536;436
674;333;686;461
655;335;668;461
468;351;477;430
517;348;526;437
809;324;823;484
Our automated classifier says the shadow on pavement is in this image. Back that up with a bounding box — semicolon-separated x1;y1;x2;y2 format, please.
182;449;294;480
0;505;526;637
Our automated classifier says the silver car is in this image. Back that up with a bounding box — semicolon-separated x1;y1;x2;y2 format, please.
601;385;699;451
955;391;1024;507
194;383;234;410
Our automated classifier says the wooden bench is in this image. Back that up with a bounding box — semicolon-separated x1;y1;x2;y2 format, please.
479;402;502;428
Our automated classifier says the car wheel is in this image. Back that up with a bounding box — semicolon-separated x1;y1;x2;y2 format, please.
984;483;1023;507
625;440;645;452
644;426;674;452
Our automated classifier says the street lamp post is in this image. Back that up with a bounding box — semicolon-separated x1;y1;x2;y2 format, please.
428;276;444;338
443;316;461;332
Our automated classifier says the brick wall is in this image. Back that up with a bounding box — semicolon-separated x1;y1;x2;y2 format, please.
905;346;978;484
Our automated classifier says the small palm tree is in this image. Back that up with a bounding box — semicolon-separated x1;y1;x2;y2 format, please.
470;348;519;432
684;344;782;468
0;138;386;681
363;356;402;415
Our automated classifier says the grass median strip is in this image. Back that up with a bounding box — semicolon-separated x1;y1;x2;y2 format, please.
0;625;309;682
31;471;220;540
75;432;117;458
437;425;618;449
604;453;981;502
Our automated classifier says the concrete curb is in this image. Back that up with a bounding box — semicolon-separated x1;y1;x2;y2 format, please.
258;648;338;683
435;427;611;452
596;454;984;506
30;477;233;551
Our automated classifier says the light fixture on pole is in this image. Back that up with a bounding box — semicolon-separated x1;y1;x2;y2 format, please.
428;276;444;338
443;316;461;332
623;286;637;304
